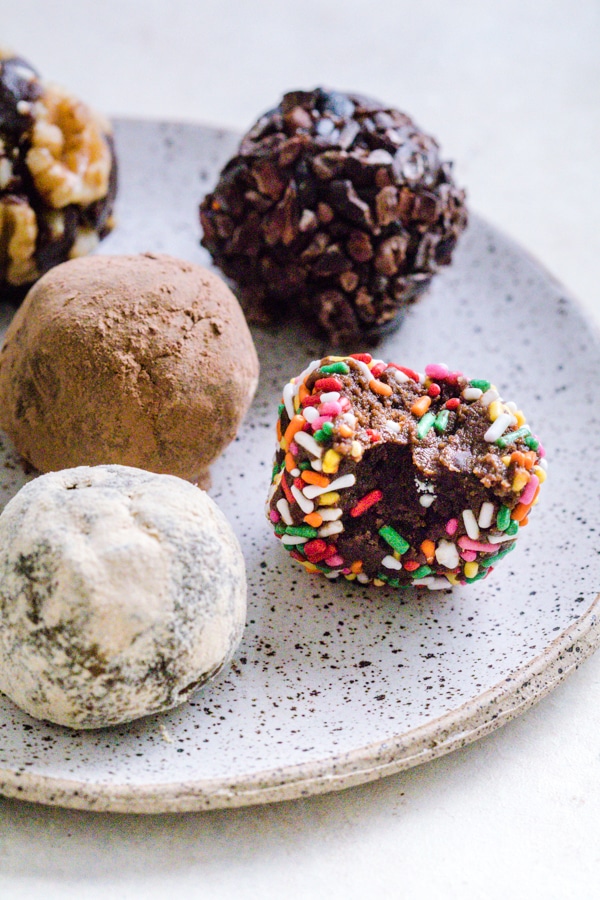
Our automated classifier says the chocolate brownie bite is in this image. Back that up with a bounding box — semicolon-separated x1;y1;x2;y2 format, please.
200;88;467;346
266;355;547;590
0;50;117;298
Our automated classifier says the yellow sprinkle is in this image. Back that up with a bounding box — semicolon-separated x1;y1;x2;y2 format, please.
301;561;318;573
445;572;460;585
272;470;283;488
344;573;357;581
322;449;342;473
533;465;547;483
393;551;401;561
515;409;526;427
488;400;502;422
512;470;529;493
350;440;363;460
318;491;340;506
373;578;385;587
502;455;512;466
464;562;479;579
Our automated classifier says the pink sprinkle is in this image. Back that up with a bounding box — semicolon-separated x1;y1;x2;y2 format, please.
325;555;344;567
269;510;280;523
520;473;539;506
319;401;343;417
341;568;352;575
425;363;448;380
446;518;459;536
311;415;333;432
537;442;546;458
289;441;299;456
458;536;498;553
460;550;477;562
340;397;352;412
445;371;463;384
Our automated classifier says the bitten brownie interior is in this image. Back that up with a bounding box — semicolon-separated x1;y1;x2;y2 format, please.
266;355;547;590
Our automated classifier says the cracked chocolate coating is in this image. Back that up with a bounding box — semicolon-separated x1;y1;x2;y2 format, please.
200;88;467;346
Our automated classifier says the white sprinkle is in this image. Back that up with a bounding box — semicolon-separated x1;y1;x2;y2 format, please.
291;484;314;514
302;406;319;424
435;540;459;569
357;573;370;584
484;412;517;443
462;387;482;401
478;501;495;529
538;458;548;471
488;532;516;543
325;571;341;579
318;521;344;538
390;367;410;384
504;400;518;412
480;388;500;407
283;381;296;420
419;494;436;508
318;508;343;521
342;413;357;427
415;576;453;591
291;468;300;477
311;459;323;471
281;534;308;545
294;431;323;457
296;358;322;387
320;391;340;403
385;419;401;433
350;358;374;385
276;498;293;525
382;555;403;570
303;473;356;499
462;509;480;540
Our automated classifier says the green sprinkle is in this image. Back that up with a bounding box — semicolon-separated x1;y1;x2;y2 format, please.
274;524;287;535
497;504;511;531
505;519;519;536
285;525;318;538
277;403;285;417
320;362;350;375
480;543;515;567
469;379;491;391
466;569;489;582
412;565;433;579
321;421;334;436
524;434;540;451
376;573;390;583
495;426;531;448
434;409;450;433
387;578;401;589
379;526;409;555
299;460;312;470
416;410;436;439
271;463;279;481
314;427;333;443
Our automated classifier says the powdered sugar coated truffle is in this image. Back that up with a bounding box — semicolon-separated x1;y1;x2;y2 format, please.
0;465;247;728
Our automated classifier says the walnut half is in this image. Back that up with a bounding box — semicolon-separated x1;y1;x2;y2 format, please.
0;196;38;286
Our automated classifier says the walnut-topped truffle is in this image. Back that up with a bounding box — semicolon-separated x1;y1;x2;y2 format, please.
200;88;467;346
0;50;117;296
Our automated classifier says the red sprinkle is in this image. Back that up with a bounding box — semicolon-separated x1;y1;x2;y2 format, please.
350;353;372;364
301;394;322;407
370;362;386;378
314;377;343;393
445;397;460;410
281;474;295;506
366;429;381;443
290;550;305;562
403;560;420;571
388;364;420;382
445;371;462;384
304;539;337;563
293;476;304;491
350;489;383;517
428;383;441;398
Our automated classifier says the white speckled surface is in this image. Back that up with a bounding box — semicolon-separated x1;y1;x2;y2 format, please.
0;119;598;813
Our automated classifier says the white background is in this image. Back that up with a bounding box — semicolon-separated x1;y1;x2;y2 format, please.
1;1;599;897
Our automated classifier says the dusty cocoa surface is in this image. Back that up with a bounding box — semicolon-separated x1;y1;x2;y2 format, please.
0;253;259;480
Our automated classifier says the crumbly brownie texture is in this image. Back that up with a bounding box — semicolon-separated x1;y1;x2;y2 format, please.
200;88;467;346
0;465;247;729
0;50;117;296
266;355;547;590
0;253;259;484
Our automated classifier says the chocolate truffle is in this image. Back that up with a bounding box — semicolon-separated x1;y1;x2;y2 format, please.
0;253;259;484
200;88;467;346
0;50;117;297
0;465;247;728
266;355;547;590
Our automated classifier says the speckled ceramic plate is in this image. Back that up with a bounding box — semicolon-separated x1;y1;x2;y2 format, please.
0;119;599;813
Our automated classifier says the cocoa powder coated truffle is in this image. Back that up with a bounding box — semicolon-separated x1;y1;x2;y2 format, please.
267;355;547;590
0;50;117;296
0;465;247;729
200;88;467;346
0;253;259;483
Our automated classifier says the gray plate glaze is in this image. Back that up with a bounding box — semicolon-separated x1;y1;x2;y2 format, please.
0;119;599;813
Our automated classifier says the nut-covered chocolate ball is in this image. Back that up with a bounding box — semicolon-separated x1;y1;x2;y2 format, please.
0;50;117;298
200;88;467;346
